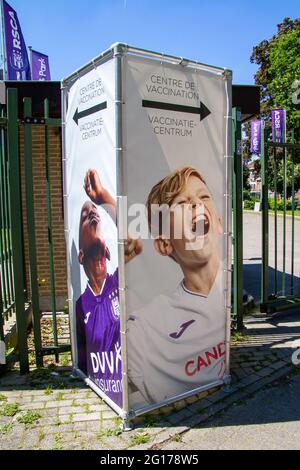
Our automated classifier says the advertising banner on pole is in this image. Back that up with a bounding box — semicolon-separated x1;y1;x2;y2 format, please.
31;49;51;80
123;55;231;412
64;59;123;410
2;0;31;80
271;108;286;143
250;120;261;155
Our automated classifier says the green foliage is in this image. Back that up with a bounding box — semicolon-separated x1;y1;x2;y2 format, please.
268;198;295;211
52;432;63;450
268;29;300;130
0;423;13;435
250;18;300;121
130;431;151;445
244;19;300;161
268;159;300;197
55;392;64;401
243;190;251;201
96;427;122;438
17;411;41;425
244;200;255;210
0;402;19;417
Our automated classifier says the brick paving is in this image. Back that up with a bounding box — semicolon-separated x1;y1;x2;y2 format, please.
1;312;300;450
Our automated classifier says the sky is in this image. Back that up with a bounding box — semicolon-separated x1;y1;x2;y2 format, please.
5;0;300;83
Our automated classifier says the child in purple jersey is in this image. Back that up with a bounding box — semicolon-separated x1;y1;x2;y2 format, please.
76;169;142;407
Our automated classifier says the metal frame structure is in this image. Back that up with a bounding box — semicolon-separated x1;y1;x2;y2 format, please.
61;43;233;427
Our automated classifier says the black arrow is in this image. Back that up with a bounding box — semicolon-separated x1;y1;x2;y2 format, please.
73;101;107;125
142;100;211;121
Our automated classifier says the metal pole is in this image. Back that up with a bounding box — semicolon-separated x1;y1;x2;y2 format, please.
23;97;43;367
7;88;29;373
291;130;295;295
232;107;243;330
28;46;32;78
261;124;269;307
44;98;59;363
223;70;232;388
274;147;278;295
114;44;130;428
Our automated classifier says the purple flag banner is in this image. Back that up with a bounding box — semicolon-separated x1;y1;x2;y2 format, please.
2;0;31;80
31;50;51;80
271;108;286;143
250;120;261;155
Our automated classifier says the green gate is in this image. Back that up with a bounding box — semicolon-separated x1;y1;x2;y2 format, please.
0;86;70;373
260;127;300;314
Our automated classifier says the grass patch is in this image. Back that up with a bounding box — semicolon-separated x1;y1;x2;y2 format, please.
52;432;63;451
17;411;41;426
81;403;89;413
44;386;53;395
0;402;20;417
112;416;122;427
231;332;248;343
38;430;46;442
96;427;122;438
172;433;183;442
130;431;151;446
55;392;64;401
0;393;7;401
59;353;71;367
0;423;13;435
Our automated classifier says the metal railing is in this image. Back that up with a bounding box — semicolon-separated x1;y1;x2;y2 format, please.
260;128;300;314
1;88;70;372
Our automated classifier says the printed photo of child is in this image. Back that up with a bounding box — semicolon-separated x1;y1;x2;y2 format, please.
127;166;226;406
76;169;142;408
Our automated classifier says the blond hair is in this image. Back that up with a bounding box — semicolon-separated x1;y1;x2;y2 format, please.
146;167;206;236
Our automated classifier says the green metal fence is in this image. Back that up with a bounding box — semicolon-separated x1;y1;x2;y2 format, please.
0;102;15;356
0;87;70;373
260;127;300;314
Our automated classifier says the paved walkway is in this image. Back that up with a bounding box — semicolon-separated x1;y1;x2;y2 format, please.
161;372;300;450
1;311;300;450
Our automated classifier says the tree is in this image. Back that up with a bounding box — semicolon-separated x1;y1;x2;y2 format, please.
250;17;300;128
243;18;300;197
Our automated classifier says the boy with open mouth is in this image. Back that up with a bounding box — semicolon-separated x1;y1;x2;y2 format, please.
127;166;226;406
76;169;142;408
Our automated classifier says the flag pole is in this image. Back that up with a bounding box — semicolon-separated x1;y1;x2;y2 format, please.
0;0;8;80
28;45;32;78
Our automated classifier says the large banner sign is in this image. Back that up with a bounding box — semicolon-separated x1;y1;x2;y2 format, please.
3;0;31;80
31;49;51;80
271;108;286;143
64;60;122;409
63;45;231;418
123;55;231;412
250;120;261;155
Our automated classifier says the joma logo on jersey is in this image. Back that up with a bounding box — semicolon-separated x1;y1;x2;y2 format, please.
169;319;195;339
185;342;225;377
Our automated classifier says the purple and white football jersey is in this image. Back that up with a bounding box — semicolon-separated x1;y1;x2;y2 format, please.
76;269;122;407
